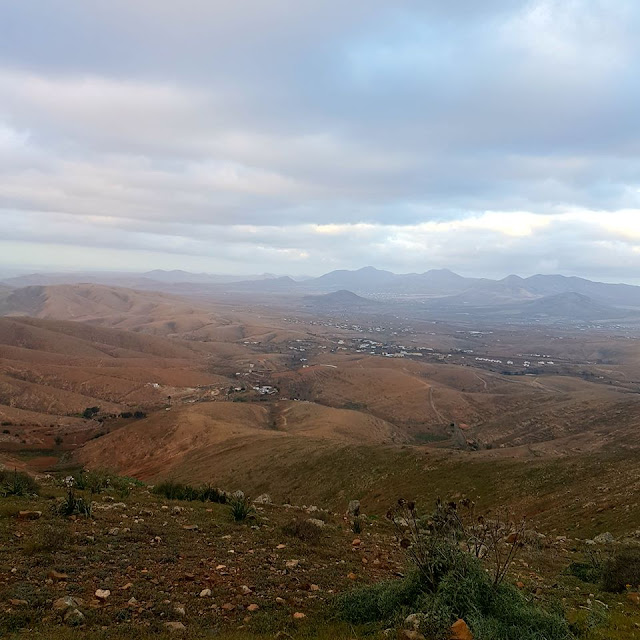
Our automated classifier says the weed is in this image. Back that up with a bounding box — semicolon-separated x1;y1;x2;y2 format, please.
0;469;40;497
229;495;256;522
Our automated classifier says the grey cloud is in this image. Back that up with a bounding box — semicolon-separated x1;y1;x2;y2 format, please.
1;1;640;276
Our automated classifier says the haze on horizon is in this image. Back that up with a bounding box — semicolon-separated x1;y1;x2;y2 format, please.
2;1;640;283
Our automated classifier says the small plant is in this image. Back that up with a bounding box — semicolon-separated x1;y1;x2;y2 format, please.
600;544;640;592
55;477;92;518
0;469;40;497
54;435;63;446
229;495;255;522
82;406;100;419
351;516;363;535
152;480;227;503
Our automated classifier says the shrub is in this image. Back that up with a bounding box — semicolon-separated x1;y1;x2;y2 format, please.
600;545;640;592
351;516;363;535
229;495;255;522
152;480;226;503
282;518;323;544
55;481;92;518
335;498;573;640
82;406;100;419
0;470;40;497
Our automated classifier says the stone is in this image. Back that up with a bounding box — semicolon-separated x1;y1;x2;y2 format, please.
240;585;252;595
247;603;259;612
222;603;235;611
310;584;320;591
346;500;360;517
95;589;111;601
128;597;138;606
47;570;69;581
285;559;300;569
352;538;362;546
165;621;186;632
64;608;85;626
404;613;422;630
293;612;306;620
307;518;325;528
451;618;473;640
275;597;286;604
347;572;357;580
254;493;272;504
53;596;84;613
18;510;42;520
199;588;212;597
628;592;640;606
182;524;198;531
594;532;615;544
9;598;28;606
174;605;186;616
108;528;119;536
399;631;425;640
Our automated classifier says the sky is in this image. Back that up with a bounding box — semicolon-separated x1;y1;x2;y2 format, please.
1;1;640;281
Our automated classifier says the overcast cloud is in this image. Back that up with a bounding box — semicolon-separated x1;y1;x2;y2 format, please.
1;1;640;280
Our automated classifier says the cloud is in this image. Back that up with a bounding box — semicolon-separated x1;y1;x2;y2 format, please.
1;1;640;279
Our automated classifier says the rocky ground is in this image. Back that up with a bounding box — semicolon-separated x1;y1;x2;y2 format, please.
1;477;640;639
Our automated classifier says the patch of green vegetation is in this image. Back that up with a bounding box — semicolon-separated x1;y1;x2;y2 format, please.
151;480;227;503
0;469;40;497
228;495;256;522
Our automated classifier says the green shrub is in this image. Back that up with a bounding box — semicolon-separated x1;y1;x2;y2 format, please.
567;561;601;583
335;498;572;640
229;495;255;522
152;480;226;503
0;470;40;497
600;545;640;592
55;485;92;518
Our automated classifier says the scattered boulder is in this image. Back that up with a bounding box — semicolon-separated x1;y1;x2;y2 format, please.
199;588;212;598
451;618;473;640
47;570;69;582
64;608;85;626
594;532;615;544
346;500;360;517
307;518;325;528
18;510;42;520
94;589;111;601
53;596;84;615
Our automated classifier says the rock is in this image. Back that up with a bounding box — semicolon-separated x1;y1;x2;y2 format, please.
182;524;198;531
594;532;615;544
9;598;28;606
94;589;111;601
307;518;325;528
276;544;286;549
172;506;184;514
451;618;473;640
121;582;133;590
285;559;300;569
222;603;235;611
352;538;362;546
47;570;69;581
18;510;42;520
293;612;306;620
404;613;422;630
174;605;186;616
64;608;85;626
128;597;138;606
399;631;425;640
240;585;252;595
516;581;525;589
199;589;212;598
165;621;186;632
628;592;640;606
254;493;272;504
310;584;320;591
53;596;84;613
346;500;360;517
247;603;259;612
347;572;357;580
108;527;119;536
275;597;286;605
232;490;245;499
